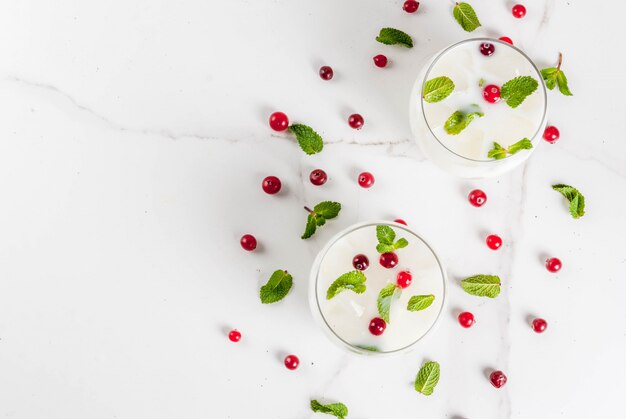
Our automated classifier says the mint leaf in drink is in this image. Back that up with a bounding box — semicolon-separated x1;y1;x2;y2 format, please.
355;345;380;352
288;124;324;155
488;138;533;159
444;108;484;135
479;78;485;87
487;142;508;160
394;238;409;249
453;2;481;32
414;361;441;396
423;76;455;103
310;400;348;419
377;283;402;323
375;225;409;253
541;52;573;96
326;270;367;300
552;184;585;219
407;295;435;312
301;202;342;239
500;76;539;108
260;270;293;304
376;243;396;253
376;28;413;48
461;274;501;298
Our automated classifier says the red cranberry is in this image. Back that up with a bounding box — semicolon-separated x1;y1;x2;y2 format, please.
532;318;548;333
228;329;241;342
240;234;257;251
262;176;282;194
352;254;369;271
543;126;560;143
545;257;562;273
512;4;526;18
348;114;364;130
394;219;407;225
490;370;507;388
483;84;501;103
358;172;375;188
284;354;299;370
486;234;502;250
269;112;289;132
396;271;412;288
379;252;398;269
480;43;495;56
368;317;386;336
403;0;419;13
468;189;487;207
499;36;513;45
373;54;388;68
309;169;327;186
319;66;334;80
458;311;475;328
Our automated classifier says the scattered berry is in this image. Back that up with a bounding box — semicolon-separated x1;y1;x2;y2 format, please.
352;254;370;271
396;271;412;288
499;36;513;45
458;311;475;328
394;219;407;225
379;252;398;269
545;257;562;273
483;84;501;103
373;54;388;68
490;370;507;388
403;0;419;13
486;234;503;250
319;66;334;80
348;113;364;130
309;169;328;186
512;4;526;18
479;42;495;56
240;234;257;251
269;112;289;132
262;176;282;194
543;126;560;143
358;172;375;188
368;317;387;336
532;318;548;333
468;189;487;207
228;329;242;342
284;355;300;370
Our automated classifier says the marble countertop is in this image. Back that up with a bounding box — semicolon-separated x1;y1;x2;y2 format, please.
1;1;625;418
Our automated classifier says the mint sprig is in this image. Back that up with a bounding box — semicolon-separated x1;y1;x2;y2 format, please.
453;2;481;32
288;124;324;155
488;138;533;160
541;52;573;96
326;270;367;300
414;361;441;396
461;274;501;298
302;201;341;239
375;225;409;253
407;295;435;312
260;270;293;304
310;400;348;419
376;28;413;48
377;283;402;323
444;107;484;135
423;76;455;103
552;184;585;219
500;76;539;108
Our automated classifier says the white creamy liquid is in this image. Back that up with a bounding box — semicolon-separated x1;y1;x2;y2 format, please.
314;224;445;353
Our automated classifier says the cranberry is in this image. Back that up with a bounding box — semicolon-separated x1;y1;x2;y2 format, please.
284;354;299;370
240;234;257;251
479;43;495;56
543;126;560;143
532;318;548;333
486;234;502;250
490;370;507;388
368;317;386;336
269;112;289;132
309;169;328;186
373;54;388;68
262;176;282;194
545;257;562;273
499;36;513;45
512;4;526;18
458;311;475;328
379;252;398;269
352;254;370;271
319;66;333;80
228;329;242;342
348;114;364;130
483;84;501;103
396;271;412;288
403;0;419;13
468;189;487;207
394;219;407;225
358;172;375;188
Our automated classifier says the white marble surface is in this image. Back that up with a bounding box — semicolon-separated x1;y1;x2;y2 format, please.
1;1;625;418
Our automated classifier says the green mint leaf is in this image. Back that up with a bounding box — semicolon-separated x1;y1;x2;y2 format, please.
394;238;409;250
444;108;484;135
414;361;441;396
461;274;501;298
376;27;413;48
302;214;317;239
326;270;367;300
487;142;508;160
260;270;293;304
376;225;396;245
310;400;348;419
541;68;558;90
314;214;327;226
500;76;539;108
478;78;485;87
423;76;455;103
552;184;585;219
508;138;533;154
314;201;341;219
407;295;435;312
302;202;342;239
453;2;481;32
556;70;573;96
355;345;380;352
377;283;401;323
288;124;324;155
376;243;396;253
540;53;573;96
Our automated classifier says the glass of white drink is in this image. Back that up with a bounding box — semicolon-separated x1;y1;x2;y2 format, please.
409;38;547;178
308;221;446;355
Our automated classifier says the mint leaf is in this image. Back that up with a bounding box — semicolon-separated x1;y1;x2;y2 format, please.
479;78;485;87
423;76;455;103
260;270;293;304
407;295;435;312
500;76;539;108
461;274;501;298
326;270;367;300
444;108;483;135
310;400;348;419
487;142;508;160
453;2;481;32
414;361;441;396
302;214;317;239
376;28;413;48
377;283;401;323
314;201;341;219
301;202;342;239
541;53;573;96
541;68;558;90
552;184;585;219
355;345;380;352
376;243;396;253
376;225;396;245
488;138;533;160
556;70;573;96
394;238;409;250
288;124;324;155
